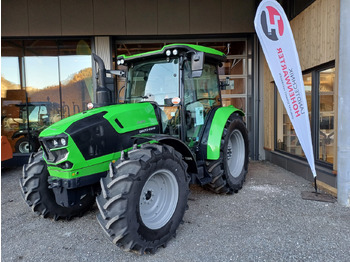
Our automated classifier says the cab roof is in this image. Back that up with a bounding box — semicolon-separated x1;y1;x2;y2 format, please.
116;43;226;64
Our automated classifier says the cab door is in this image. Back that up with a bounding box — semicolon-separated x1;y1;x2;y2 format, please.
183;61;221;146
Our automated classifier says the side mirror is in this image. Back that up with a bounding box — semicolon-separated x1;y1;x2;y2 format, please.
164;98;173;106
220;77;230;90
107;70;126;77
191;52;204;78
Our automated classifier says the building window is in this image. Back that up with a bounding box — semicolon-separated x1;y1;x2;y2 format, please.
218;41;248;113
1;39;93;155
275;62;335;166
318;68;335;164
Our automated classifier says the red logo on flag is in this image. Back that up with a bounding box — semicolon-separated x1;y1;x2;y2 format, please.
261;6;284;41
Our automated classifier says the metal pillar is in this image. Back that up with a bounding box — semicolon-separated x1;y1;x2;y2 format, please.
337;0;350;207
94;37;112;70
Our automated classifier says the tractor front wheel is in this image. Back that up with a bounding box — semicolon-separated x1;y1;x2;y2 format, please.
96;144;189;254
20;151;95;220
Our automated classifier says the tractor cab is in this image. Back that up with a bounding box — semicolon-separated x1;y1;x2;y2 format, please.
115;44;226;148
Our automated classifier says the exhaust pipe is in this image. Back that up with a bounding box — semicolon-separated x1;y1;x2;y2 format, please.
92;53;112;107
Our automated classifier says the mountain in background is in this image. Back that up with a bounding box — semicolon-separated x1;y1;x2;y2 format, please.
2;67;93;114
1;76;21;98
2;67;92;97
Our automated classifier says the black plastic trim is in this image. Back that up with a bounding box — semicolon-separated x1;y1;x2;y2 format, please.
48;171;106;189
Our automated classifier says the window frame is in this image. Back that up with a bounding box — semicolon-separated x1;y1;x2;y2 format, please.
274;60;336;169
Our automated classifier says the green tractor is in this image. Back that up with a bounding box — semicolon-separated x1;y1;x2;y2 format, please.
20;44;249;254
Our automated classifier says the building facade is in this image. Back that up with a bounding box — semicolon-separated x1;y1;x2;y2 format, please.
1;0;347;200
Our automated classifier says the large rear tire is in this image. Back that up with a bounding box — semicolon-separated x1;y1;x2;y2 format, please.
19;151;95;220
205;113;249;194
96;144;189;254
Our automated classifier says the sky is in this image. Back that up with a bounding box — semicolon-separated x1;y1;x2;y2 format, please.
1;55;91;89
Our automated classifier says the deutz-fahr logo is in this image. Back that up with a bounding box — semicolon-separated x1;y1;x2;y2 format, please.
260;6;284;41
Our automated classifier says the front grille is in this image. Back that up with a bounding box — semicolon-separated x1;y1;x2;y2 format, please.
40;140;55;162
40;140;68;163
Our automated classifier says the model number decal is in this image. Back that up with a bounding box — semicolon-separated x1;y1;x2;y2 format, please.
139;126;157;134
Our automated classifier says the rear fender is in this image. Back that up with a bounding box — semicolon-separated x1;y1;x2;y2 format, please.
12;130;28;139
203;106;244;160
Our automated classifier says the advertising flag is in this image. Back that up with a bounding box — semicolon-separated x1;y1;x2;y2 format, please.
254;0;317;178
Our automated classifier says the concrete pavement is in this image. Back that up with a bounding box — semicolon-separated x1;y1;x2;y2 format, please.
2;161;350;261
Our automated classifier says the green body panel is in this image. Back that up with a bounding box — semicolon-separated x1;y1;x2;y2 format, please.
40;103;158;137
206;106;244;160
117;43;225;61
40;103;159;180
47;151;121;180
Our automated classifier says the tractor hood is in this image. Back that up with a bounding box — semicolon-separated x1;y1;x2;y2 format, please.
39;103;159;138
38;102;160;172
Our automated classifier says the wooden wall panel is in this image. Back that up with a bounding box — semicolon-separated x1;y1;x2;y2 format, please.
2;0;257;37
125;0;157;35
1;0;29;37
28;0;61;36
290;0;339;71
263;58;274;150
221;0;255;33
93;0;126;35
190;0;221;34
158;0;190;35
61;0;93;36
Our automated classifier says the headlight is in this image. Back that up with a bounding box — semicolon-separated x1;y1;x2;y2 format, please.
60;137;67;146
58;161;73;169
40;134;69;163
117;59;125;65
46;135;68;149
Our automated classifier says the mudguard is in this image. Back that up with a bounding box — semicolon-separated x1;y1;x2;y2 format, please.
132;133;198;175
206;105;244;160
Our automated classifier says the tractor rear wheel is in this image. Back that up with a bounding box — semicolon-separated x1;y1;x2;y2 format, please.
96;144;189;254
205;113;249;194
15;137;34;154
20;151;95;220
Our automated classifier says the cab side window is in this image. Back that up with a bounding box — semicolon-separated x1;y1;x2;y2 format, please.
184;62;221;142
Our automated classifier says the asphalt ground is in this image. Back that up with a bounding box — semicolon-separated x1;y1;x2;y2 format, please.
1;161;350;262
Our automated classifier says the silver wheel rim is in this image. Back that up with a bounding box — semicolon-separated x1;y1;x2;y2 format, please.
226;129;245;178
19;141;30;154
139;169;179;230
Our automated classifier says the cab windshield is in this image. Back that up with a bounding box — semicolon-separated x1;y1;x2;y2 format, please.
125;58;179;105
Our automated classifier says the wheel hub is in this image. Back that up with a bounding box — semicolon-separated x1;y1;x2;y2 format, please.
227;129;245;178
19;141;30;154
144;190;152;201
139;169;179;230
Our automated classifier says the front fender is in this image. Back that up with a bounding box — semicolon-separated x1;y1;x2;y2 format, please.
132;133;198;175
206;106;244;160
